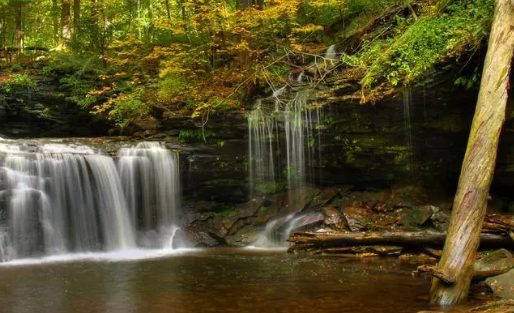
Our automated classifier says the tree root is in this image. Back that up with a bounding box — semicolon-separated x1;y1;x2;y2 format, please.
414;265;456;284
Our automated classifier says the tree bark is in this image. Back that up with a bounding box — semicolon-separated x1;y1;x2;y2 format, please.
147;0;154;42
73;0;80;37
14;2;23;53
52;0;59;45
429;0;514;306
90;0;99;50
0;8;4;52
61;0;71;44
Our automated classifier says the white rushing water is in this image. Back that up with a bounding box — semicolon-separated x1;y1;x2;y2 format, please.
0;141;181;262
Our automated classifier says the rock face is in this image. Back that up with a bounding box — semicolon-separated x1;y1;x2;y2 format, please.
181;188;341;247
486;269;514;299
0;77;110;138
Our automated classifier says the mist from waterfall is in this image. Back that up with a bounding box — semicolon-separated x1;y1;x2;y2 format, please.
0;141;180;262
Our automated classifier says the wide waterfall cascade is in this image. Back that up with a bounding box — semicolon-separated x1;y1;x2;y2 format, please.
248;88;324;247
0;141;181;262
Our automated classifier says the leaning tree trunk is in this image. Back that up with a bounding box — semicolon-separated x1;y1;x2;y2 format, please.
429;0;514;306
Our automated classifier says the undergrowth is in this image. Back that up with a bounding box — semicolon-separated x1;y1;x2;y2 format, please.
341;0;494;98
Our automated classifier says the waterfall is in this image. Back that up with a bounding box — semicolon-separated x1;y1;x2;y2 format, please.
325;44;337;59
402;86;413;148
0;141;181;262
248;88;323;247
118;142;180;248
325;45;337;67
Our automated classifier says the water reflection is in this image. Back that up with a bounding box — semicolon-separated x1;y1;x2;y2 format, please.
0;249;477;313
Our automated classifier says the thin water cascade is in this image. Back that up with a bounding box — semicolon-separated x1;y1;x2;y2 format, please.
325;44;338;68
325;44;337;60
248;87;323;247
402;85;415;175
402;85;413;148
252;213;311;248
0;141;181;262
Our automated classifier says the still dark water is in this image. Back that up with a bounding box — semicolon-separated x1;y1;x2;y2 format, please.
0;249;469;313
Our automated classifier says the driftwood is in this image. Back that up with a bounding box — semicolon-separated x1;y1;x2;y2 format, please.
288;231;513;247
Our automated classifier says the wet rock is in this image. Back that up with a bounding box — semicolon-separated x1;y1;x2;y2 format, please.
430;209;450;232
283;212;324;234
323;207;342;226
253;192;288;225
211;216;229;238
303;187;342;213
474;249;514;273
182;227;221;247
225;225;261;247
343;205;370;232
283;186;321;214
485;269;514;299
399;205;438;230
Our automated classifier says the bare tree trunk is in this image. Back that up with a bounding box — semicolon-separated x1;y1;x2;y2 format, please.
164;0;172;38
429;0;514;306
147;0;154;42
52;0;59;45
90;0;98;49
61;0;71;44
0;7;6;51
73;0;80;37
14;2;23;54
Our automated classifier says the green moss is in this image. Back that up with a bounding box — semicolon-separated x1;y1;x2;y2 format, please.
255;181;287;195
204;178;242;187
178;129;215;143
426;115;467;132
214;205;236;217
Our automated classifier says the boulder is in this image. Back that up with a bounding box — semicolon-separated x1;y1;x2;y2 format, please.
430;209;450;232
323;206;342;226
284;212;324;233
399;205;438;230
181;228;221;247
486;269;514;299
474;249;514;273
225;225;261;247
343;205;370;231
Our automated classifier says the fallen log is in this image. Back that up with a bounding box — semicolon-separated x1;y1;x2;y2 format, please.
288;231;514;247
288;244;403;256
483;214;514;235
